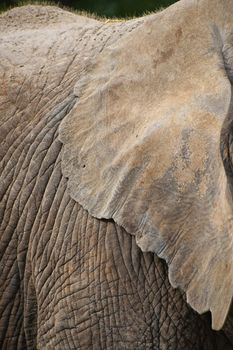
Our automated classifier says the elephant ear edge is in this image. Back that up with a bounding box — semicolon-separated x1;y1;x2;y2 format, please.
59;0;233;330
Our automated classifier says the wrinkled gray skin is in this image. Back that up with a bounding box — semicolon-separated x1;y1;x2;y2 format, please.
0;5;233;350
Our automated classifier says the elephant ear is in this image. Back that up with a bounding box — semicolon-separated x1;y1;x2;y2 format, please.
59;0;233;330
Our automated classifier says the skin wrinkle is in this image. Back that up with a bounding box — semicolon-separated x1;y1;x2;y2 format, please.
58;0;233;333
0;2;233;350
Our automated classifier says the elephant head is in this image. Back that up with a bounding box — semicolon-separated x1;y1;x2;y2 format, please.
59;0;233;331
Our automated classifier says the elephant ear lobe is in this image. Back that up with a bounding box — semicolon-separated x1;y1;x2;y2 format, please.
59;1;233;330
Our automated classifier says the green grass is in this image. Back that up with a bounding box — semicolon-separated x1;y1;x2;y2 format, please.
0;1;104;19
0;0;172;18
0;0;160;21
0;0;122;20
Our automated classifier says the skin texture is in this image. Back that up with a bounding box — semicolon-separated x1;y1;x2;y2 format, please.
1;2;233;349
59;0;233;330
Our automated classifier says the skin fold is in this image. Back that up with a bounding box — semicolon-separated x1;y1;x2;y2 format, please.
1;2;233;349
0;94;230;349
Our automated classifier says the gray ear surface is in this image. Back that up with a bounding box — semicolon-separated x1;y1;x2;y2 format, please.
59;0;233;330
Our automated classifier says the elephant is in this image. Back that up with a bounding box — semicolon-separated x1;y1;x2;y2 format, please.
2;0;233;348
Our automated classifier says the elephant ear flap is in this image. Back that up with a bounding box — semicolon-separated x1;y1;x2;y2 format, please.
59;2;233;330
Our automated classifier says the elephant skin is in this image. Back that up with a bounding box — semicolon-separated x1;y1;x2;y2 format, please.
1;1;233;349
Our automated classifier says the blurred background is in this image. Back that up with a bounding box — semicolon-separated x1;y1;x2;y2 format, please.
0;0;177;17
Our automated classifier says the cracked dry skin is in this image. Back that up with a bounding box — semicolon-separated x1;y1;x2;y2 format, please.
1;2;233;350
0;97;230;349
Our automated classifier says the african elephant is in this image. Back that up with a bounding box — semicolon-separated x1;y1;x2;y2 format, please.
1;0;233;348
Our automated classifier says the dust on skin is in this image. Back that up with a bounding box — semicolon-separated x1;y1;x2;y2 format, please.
172;129;209;192
152;28;183;68
172;108;224;195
